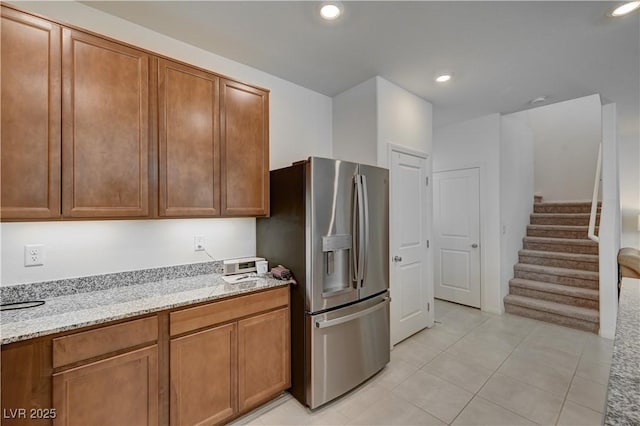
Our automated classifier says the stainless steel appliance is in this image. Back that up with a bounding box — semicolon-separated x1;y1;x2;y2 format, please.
257;157;389;409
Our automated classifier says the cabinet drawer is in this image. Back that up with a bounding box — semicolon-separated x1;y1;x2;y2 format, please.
53;316;157;368
170;287;288;336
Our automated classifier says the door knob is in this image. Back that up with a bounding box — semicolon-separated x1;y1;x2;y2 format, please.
471;243;478;248
393;256;402;262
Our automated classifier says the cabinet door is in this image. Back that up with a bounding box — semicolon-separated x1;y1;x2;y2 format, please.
220;79;269;216
158;59;220;216
62;29;150;218
1;339;53;426
237;307;290;412
1;7;61;219
170;323;236;425
53;346;158;426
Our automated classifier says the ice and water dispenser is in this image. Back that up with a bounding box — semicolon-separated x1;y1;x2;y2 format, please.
321;234;353;296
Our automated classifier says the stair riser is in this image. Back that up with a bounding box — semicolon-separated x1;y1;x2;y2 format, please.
534;205;600;214
523;241;599;255
526;228;594;239
509;286;599;310
519;254;599;272
530;216;599;226
514;270;598;289
504;303;598;333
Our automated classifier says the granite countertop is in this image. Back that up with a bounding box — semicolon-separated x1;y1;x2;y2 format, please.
0;263;291;345
605;278;640;425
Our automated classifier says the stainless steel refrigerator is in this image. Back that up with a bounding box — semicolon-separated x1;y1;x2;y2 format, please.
257;157;390;409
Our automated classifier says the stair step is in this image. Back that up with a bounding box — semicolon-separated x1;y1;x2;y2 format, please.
523;236;599;255
518;249;599;272
509;278;599;309
530;213;599;226
514;263;599;289
526;225;596;240
504;294;599;333
533;201;601;214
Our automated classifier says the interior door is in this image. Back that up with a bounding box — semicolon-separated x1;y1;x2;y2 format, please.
390;150;431;345
433;168;481;307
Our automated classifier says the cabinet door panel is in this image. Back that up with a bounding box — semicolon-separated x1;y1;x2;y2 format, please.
1;7;61;219
238;307;290;412
158;59;219;216
220;79;269;216
53;345;158;426
1;339;53;426
62;29;149;218
170;323;236;425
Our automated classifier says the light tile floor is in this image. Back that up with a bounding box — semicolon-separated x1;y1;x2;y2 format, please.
232;299;613;425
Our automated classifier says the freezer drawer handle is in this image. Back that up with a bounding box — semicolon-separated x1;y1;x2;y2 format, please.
315;297;390;329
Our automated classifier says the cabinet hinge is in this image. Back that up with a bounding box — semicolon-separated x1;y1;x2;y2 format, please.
427;240;430;248
428;302;430;312
426;177;429;186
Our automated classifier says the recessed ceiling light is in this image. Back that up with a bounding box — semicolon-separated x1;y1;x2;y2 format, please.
320;3;343;20
435;74;453;83
611;1;640;16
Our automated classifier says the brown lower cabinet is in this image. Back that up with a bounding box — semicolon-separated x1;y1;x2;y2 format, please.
53;346;159;426
169;287;290;425
0;287;290;426
237;308;290;413
170;323;236;425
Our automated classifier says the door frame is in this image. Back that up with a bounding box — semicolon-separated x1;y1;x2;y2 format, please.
433;161;487;311
387;143;434;346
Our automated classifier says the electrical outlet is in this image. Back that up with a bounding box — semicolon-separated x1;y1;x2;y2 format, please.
24;244;44;267
194;236;205;252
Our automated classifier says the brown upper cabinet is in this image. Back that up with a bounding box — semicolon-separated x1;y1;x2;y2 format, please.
221;79;270;217
1;5;269;221
62;29;151;218
0;9;61;219
158;59;220;217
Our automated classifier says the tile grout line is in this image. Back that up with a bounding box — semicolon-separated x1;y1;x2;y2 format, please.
439;314;537;425
448;321;544;425
553;338;608;423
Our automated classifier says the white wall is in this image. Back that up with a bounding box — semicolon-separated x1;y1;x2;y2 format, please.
528;94;602;202
599;103;620;339
376;77;433;167
1;1;332;286
618;134;640;249
332;78;377;166
332;76;433;166
1;219;254;285
500;112;535;311
433;114;503;314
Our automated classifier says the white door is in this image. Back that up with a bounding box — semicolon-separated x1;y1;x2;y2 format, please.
390;149;431;346
433;168;481;308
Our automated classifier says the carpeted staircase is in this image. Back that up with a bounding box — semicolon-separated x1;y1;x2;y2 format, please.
504;200;600;333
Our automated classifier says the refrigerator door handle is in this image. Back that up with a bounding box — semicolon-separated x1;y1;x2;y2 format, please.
315;297;391;329
352;175;359;285
356;175;365;284
361;174;369;286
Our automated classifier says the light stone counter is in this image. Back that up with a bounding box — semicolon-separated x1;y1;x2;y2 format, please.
604;278;640;425
0;262;291;345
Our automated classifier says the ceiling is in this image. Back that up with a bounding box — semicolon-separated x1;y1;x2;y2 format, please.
85;1;639;135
